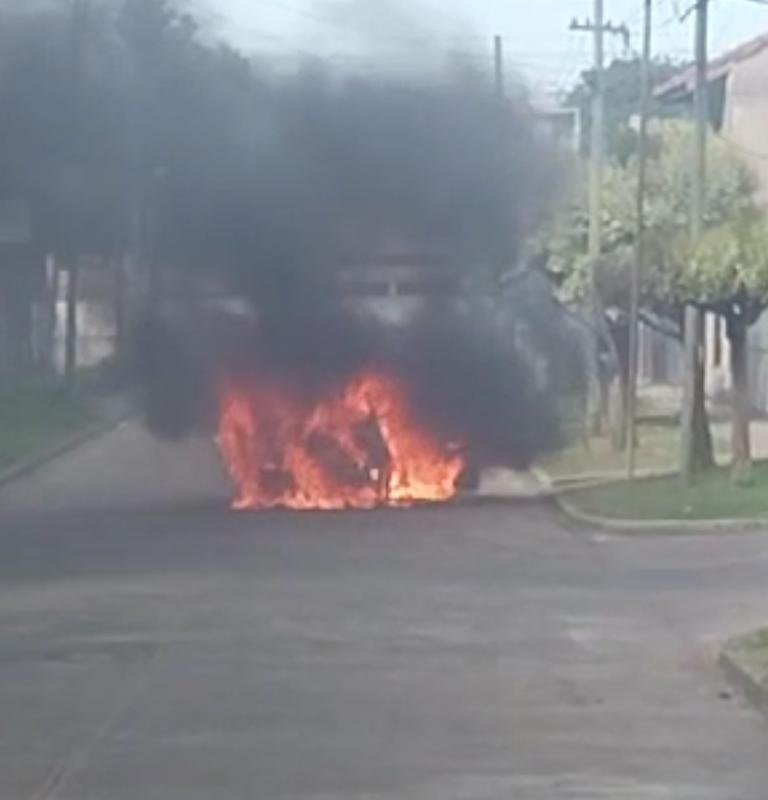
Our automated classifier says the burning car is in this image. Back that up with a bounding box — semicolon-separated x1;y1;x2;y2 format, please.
135;243;560;512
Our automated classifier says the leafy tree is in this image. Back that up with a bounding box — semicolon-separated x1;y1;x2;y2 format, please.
0;0;562;392
0;5;131;257
0;3;131;378
547;121;759;465
565;57;682;165
684;214;768;480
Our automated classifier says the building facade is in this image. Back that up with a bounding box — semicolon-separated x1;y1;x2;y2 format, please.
653;34;768;411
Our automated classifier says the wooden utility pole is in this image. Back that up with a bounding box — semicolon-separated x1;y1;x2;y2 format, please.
588;0;604;327
569;12;631;307
626;0;653;477
44;257;60;375
691;1;707;244
680;0;714;482
570;10;629;433
64;0;89;387
494;35;504;98
573;1;605;342
63;261;79;383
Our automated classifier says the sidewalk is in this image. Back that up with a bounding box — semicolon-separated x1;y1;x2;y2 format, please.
475;467;553;499
0;389;130;491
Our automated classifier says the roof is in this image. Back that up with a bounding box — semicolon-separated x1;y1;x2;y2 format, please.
654;32;768;100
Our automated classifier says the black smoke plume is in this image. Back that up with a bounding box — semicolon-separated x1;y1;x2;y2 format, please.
134;63;568;471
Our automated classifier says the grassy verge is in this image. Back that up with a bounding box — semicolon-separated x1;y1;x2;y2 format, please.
565;460;768;521
542;422;732;480
0;379;95;471
542;424;677;479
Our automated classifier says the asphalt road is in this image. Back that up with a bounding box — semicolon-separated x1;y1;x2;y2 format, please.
2;421;768;799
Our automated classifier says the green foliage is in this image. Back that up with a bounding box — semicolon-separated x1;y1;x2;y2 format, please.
0;6;132;255
548;121;759;312
686;212;768;305
0;0;253;264
0;378;93;469
565;57;682;163
0;0;555;290
567;458;768;521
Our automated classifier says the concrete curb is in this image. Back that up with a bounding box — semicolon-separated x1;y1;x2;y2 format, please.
719;644;768;715
546;466;679;491
553;488;768;534
0;415;126;490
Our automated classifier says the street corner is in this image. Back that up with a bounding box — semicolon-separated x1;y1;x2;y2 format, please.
474;466;555;500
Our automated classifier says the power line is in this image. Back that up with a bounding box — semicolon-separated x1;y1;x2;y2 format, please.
656;0;687;30
626;0;653;477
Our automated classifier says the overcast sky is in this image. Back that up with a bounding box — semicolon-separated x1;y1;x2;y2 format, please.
206;0;768;95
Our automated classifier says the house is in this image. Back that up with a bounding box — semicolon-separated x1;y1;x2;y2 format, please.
655;33;768;204
652;33;768;410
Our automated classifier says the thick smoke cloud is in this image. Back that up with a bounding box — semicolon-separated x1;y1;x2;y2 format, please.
161;67;557;304
136;62;567;470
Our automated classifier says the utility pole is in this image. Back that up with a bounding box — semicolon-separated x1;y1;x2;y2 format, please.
570;10;630;433
570;5;605;332
588;0;603;337
691;1;708;244
64;0;89;387
680;0;713;482
626;0;653;477
494;35;504;98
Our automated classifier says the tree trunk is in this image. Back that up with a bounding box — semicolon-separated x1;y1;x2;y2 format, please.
591;311;621;439
681;306;714;480
43;256;60;375
728;313;751;483
609;374;626;451
64;259;79;387
691;377;714;470
608;320;630;451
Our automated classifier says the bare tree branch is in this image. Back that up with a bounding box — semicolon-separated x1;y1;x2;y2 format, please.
638;309;682;341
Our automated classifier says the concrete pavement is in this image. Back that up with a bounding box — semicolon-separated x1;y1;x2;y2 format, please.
2;422;768;798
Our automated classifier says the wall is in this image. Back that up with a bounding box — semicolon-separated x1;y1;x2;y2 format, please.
722;47;768;206
638;322;682;386
722;49;768;411
51;260;120;376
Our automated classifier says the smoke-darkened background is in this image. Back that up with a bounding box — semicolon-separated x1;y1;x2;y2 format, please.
0;0;581;470
135;57;570;468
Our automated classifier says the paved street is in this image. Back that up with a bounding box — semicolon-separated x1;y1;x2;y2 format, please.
2;422;768;799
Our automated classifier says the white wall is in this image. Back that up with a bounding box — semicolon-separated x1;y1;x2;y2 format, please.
722;47;768;206
52;300;116;375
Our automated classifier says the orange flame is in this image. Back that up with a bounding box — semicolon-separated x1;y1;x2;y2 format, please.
217;370;465;510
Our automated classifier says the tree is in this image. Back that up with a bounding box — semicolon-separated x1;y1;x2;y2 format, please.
0;0;563;395
0;4;131;379
684;214;768;481
565;57;682;165
0;5;131;254
547;121;757;460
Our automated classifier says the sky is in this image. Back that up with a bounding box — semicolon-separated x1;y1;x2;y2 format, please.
204;0;768;97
